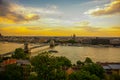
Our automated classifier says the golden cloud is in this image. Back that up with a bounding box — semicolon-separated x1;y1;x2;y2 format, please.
0;0;40;23
86;0;120;16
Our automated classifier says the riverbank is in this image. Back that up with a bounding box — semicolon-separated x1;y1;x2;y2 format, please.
60;44;120;48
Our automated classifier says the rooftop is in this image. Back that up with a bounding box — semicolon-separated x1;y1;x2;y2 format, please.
98;62;120;70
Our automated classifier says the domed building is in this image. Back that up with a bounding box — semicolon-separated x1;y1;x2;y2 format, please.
72;34;76;41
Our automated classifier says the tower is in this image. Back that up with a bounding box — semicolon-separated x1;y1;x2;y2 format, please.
50;39;55;48
73;34;76;41
24;42;30;53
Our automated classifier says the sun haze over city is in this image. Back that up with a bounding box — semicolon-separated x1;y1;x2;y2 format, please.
0;0;120;37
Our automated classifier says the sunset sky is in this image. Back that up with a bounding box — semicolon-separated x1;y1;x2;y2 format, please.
0;0;120;36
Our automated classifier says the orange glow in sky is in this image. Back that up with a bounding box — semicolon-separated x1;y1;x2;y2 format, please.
0;0;120;36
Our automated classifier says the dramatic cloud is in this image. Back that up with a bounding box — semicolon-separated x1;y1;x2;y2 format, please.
24;5;62;17
85;0;120;16
0;0;39;23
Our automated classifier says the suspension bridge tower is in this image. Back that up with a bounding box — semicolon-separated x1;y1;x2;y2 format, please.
50;39;55;48
24;42;30;54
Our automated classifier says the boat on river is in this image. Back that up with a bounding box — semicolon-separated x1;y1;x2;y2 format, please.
48;50;58;53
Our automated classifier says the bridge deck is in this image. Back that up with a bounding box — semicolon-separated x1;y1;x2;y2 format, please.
0;51;14;57
0;44;49;57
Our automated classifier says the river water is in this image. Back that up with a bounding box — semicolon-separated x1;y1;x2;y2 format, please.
0;42;23;54
0;42;120;63
51;46;120;63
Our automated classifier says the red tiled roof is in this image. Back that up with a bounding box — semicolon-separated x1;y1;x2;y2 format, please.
66;67;74;75
1;59;17;66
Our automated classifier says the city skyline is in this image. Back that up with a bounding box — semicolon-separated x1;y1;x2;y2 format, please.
0;0;120;37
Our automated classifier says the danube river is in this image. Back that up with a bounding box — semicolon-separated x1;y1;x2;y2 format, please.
0;42;23;54
51;46;120;63
0;42;120;63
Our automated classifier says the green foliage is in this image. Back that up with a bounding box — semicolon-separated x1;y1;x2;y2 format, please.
24;65;31;79
84;57;93;63
3;64;24;80
109;74;120;80
76;60;83;66
12;48;27;59
81;63;105;79
30;52;71;80
30;52;105;80
55;70;67;80
55;56;72;68
69;70;100;80
67;39;76;44
0;57;3;62
90;74;100;80
28;73;38;80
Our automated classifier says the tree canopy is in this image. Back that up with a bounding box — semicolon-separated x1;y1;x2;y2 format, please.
84;57;93;63
69;70;100;80
0;51;107;80
2;64;24;80
30;52;71;80
12;48;27;59
81;63;105;79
